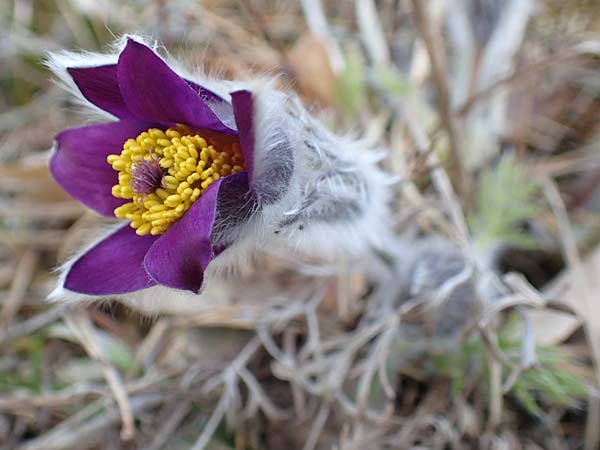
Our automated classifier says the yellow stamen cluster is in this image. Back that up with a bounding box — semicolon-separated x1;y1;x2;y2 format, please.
108;127;244;236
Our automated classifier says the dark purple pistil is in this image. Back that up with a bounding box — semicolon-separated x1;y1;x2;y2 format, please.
130;158;165;195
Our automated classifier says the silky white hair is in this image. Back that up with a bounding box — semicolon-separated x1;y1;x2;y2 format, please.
48;35;394;308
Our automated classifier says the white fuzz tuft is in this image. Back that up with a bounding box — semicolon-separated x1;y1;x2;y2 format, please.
209;85;395;276
373;237;480;345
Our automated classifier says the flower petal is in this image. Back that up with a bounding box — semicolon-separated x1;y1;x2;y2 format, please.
232;90;294;205
67;65;136;119
144;172;251;293
50;120;155;216
117;39;235;134
65;225;159;295
231;90;255;183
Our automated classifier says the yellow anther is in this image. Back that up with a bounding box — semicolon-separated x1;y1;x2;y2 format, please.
141;138;155;148
126;213;142;221
151;218;169;227
114;203;137;218
200;168;214;180
155;188;170;200
107;127;244;235
149;204;167;213
160;159;174;168
163;198;179;209
118;173;131;183
111;160;127;171
144;200;160;208
136;223;152;236
120;186;134;198
181;188;193;200
150;129;165;138
187;173;200;184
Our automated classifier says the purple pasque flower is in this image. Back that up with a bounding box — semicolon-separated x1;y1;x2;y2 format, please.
49;37;395;302
49;38;260;295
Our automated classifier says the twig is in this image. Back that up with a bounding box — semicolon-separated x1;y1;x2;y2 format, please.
301;402;330;450
411;0;465;197
129;317;172;376
238;367;283;420
355;0;389;67
0;230;66;249
457;39;600;116
16;394;163;450
283;327;306;418
488;335;503;429
542;177;600;450
0;249;38;325
355;315;398;409
0;91;60;132
0;303;69;343
586;395;600;450
146;400;192;450
395;383;449;446
0;384;104;411
478;293;543;329
190;392;229;450
300;0;344;72
401;86;472;252
193;337;283;450
502;307;537;393
63;309;136;441
517;307;536;370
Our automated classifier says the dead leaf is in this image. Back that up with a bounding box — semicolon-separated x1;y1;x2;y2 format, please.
287;33;337;106
530;245;600;345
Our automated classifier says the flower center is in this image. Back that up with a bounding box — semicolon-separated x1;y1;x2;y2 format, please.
130;157;165;195
107;127;244;236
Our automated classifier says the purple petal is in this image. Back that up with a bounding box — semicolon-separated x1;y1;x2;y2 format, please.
144;172;251;293
188;82;225;106
65;225;159;295
232;90;293;205
188;82;237;131
51;120;155;216
117;39;235;134
231;90;255;183
67;65;136;119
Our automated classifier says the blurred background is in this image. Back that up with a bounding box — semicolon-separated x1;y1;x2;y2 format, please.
2;0;600;449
